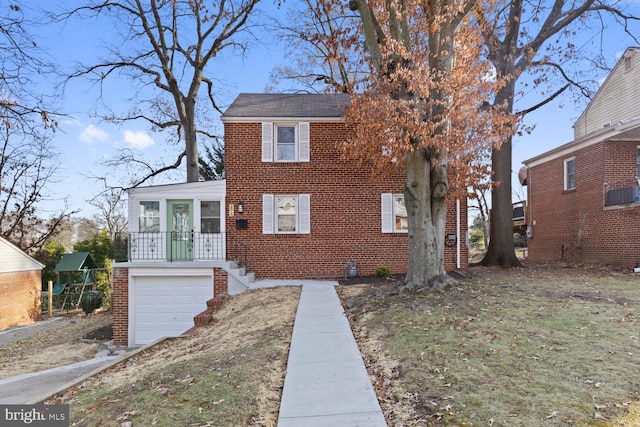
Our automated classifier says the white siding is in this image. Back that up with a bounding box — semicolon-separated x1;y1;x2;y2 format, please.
574;48;640;139
0;237;43;274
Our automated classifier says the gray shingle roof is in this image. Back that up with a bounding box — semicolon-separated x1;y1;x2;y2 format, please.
222;93;351;119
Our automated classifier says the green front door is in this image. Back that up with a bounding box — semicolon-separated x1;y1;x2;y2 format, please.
167;200;193;261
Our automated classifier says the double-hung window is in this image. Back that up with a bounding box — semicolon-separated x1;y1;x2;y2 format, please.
139;201;160;232
381;193;408;233
564;157;576;191
262;122;310;162
200;201;221;233
276;125;296;161
277;196;297;232
262;194;311;234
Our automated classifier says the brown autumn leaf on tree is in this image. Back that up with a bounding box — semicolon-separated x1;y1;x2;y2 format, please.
341;0;518;289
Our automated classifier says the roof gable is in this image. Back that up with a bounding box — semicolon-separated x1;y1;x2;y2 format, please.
574;47;640;139
524;47;640;167
221;93;351;121
0;237;44;273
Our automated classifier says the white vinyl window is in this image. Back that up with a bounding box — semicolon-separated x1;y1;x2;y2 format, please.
564;157;576;191
139;201;160;232
200;201;221;233
263;194;310;234
381;193;408;233
262;122;310;162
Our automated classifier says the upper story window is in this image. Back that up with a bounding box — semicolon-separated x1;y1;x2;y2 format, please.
636;146;640;177
262;122;310;162
276;125;296;161
381;193;408;233
564;157;576;191
262;194;310;234
139;201;160;232
201;201;221;233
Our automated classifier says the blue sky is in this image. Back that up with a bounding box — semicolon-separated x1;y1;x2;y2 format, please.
27;2;640;220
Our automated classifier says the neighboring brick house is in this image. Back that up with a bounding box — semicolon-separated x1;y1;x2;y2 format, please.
523;47;640;267
0;236;44;330
222;93;468;278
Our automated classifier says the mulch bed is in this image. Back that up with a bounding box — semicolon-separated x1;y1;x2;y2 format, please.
82;324;113;341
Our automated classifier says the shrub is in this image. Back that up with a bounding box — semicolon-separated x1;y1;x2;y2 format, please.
514;232;528;248
375;266;391;278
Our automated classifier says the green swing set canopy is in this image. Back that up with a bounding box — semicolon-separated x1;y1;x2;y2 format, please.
54;252;98;273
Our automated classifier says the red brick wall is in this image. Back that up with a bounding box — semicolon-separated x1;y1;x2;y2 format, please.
0;270;42;330
214;268;228;295
111;267;128;346
527;140;640;267
225;121;468;279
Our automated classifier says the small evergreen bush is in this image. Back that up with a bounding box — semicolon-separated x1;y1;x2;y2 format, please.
375;266;391;278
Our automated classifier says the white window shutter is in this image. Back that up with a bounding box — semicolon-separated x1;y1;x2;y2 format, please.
381;193;393;233
299;194;311;234
262;194;274;234
298;122;310;162
262;123;273;162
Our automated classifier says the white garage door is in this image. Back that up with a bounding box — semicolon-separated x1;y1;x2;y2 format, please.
132;275;213;346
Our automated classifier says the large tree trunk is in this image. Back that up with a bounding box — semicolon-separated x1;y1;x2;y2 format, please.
404;151;449;289
481;77;521;267
481;134;521;267
185;125;199;182
184;97;200;182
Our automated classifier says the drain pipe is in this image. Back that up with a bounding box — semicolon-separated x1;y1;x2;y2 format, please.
456;199;461;270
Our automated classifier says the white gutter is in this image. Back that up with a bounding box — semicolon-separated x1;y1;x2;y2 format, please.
220;116;344;123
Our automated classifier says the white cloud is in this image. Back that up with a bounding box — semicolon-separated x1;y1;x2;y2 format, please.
122;130;155;149
79;124;109;143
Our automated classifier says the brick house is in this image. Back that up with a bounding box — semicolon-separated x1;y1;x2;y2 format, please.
523;47;640;267
0;236;44;330
112;93;468;346
221;93;468;278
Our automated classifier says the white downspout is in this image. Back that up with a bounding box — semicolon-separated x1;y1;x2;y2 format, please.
456;199;461;270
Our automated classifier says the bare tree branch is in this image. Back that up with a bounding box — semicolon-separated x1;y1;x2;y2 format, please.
59;0;262;184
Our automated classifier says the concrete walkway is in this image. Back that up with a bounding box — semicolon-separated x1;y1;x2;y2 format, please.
0;354;125;404
276;282;386;427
